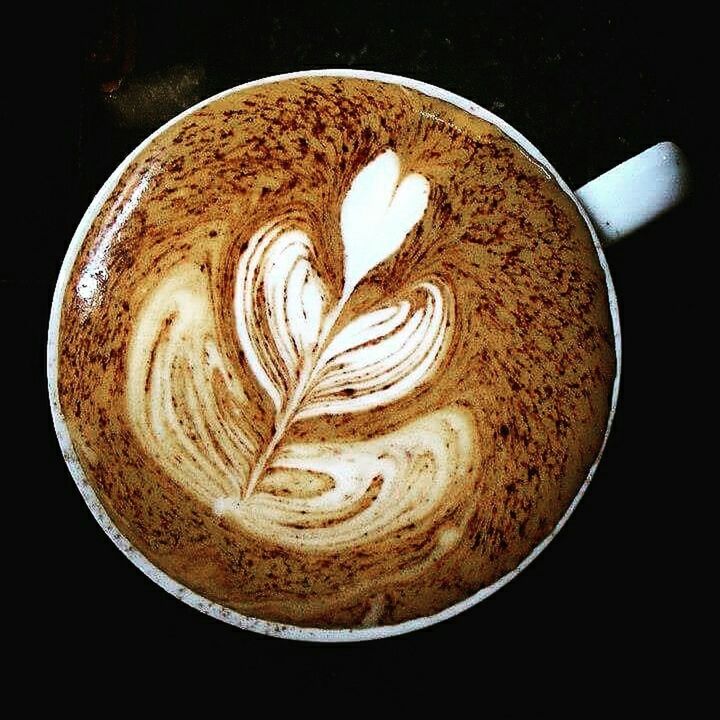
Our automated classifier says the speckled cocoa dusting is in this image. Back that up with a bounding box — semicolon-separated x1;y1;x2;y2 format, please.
57;76;615;628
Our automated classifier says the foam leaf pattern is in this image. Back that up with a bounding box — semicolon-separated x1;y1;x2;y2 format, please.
234;223;330;415
234;150;451;497
299;282;450;419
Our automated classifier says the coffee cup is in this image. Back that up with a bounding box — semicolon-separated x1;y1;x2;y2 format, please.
48;69;688;641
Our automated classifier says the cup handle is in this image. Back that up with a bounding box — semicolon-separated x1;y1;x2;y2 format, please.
574;141;690;247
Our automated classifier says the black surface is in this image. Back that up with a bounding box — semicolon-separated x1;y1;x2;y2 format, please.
7;0;707;706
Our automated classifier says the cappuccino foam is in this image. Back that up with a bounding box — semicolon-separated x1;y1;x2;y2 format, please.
57;77;615;627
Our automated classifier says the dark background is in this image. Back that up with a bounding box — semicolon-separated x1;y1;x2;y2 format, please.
6;0;706;708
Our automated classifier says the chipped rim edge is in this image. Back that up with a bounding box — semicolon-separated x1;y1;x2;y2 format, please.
47;68;621;643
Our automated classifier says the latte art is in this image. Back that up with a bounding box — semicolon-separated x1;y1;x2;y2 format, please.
128;147;459;561
57;77;615;628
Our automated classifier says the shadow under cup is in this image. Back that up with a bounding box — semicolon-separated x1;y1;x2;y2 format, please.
48;70;620;641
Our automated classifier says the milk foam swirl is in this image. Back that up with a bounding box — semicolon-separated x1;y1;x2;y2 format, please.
217;407;474;555
128;149;461;556
127;264;258;504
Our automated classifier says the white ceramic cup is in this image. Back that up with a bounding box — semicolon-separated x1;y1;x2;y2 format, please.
47;69;690;642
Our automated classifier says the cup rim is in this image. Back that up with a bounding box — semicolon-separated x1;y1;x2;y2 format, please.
47;68;622;642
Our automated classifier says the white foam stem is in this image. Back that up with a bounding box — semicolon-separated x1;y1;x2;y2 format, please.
242;301;345;499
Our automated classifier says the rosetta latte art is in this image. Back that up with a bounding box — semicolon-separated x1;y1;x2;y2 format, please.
127;149;466;556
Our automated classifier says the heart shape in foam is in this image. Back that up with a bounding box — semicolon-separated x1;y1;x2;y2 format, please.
339;149;431;298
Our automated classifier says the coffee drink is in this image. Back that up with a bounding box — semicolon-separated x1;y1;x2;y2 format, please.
56;76;615;628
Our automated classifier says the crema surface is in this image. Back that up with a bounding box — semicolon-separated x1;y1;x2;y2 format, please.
57;77;615;628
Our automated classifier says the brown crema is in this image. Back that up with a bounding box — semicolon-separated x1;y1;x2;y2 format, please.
57;77;615;628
